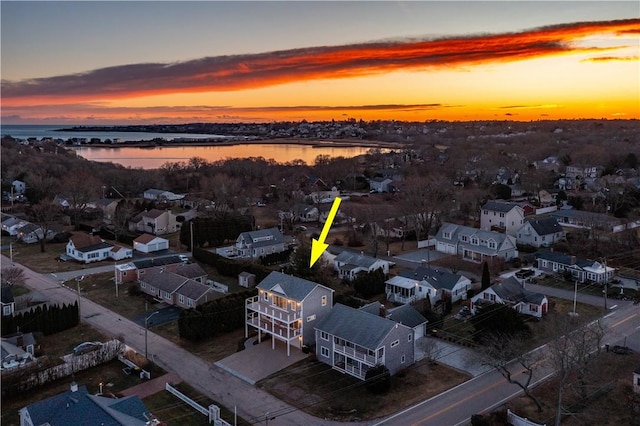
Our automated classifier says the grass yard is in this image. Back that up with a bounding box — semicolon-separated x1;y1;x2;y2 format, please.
143;382;248;426
2;241;89;274
0;358;154;426
502;351;640;426
37;322;109;359
258;357;470;422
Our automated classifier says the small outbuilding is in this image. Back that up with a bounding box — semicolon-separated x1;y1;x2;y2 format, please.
133;234;169;253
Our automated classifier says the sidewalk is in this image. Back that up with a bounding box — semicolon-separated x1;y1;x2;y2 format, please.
119;372;182;399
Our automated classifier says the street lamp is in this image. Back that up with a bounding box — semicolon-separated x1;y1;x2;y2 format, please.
144;311;160;359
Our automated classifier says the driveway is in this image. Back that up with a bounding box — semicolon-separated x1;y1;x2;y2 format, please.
215;338;308;385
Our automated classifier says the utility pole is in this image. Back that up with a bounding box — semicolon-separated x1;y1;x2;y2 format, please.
144;311;160;359
603;257;608;311
190;221;194;254
114;262;119;298
570;279;579;316
9;242;14;266
76;275;85;318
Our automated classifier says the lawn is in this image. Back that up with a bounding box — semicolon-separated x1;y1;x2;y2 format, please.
2;241;93;274
258;357;470;422
37;322;109;359
501;351;640;426
143;382;248;426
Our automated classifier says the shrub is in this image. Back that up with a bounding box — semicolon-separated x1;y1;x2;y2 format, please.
365;364;391;394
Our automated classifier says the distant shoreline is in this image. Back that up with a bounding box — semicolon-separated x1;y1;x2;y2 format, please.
72;137;405;150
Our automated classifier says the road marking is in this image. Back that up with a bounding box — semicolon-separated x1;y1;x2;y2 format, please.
611;313;638;329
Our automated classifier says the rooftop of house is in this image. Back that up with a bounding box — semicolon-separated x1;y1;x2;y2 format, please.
174;263;207;279
535;250;599;269
238;227;284;247
399;267;466;291
69;233;112;252
482;200;521;213
22;385;150;426
257;271;330;302
334;251;385;269
139;269;188;294
524;217;563;235
1;286;14;304
132;255;183;269
133;233;166;244
488;277;546;305
315;303;408;350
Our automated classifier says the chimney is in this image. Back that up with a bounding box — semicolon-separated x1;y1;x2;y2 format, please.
70;381;78;392
570;256;576;265
379;304;386;318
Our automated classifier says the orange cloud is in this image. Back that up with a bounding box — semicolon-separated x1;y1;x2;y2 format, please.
582;55;640;62
2;19;638;105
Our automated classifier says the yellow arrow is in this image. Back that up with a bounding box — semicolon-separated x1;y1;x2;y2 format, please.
310;197;342;267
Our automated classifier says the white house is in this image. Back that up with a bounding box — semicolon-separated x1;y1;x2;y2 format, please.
400;267;472;303
535;250;615;284
516;217;565;247
129;209;178;236
434;223;519;263
11;180;26;195
66;233;114;263
133;233;170;253
480;201;524;237
333;251;391;281
143;188;185;201
370;177;393;193
218;227;286;259
470;277;548;318
110;245;133;261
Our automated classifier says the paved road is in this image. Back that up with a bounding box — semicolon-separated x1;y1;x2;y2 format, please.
6;254;639;426
1;255;336;426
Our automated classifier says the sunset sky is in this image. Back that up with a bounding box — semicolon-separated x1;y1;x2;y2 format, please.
1;1;639;124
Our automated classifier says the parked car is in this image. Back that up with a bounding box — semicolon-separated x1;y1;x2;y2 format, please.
515;268;535;279
178;254;190;263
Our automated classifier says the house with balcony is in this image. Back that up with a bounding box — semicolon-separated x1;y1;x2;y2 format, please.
480;201;524;237
470;277;548;318
535;250;615;284
245;271;334;356
516;217;565;248
359;303;428;347
385;275;438;305
314;303;414;380
333;251;391;281
434;223;518;263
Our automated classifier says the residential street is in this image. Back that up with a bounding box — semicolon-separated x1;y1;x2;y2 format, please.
4;253;639;426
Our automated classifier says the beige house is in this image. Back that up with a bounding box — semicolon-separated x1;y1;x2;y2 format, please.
129;209;177;235
480;201;524;237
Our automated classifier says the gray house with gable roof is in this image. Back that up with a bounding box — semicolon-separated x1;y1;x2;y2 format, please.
333;251;391;281
516;216;565;247
435;222;518;263
138;268;218;309
470;277;548;318
222;227;286;259
245;271;334;355
386;267;472;305
535;250;615;284
315;303;415;380
480;201;525;237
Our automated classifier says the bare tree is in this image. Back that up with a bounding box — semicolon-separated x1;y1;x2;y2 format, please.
28;198;61;252
62;169;100;229
1;267;26;287
418;337;442;365
476;332;545;412
402;174;452;241
547;316;606;426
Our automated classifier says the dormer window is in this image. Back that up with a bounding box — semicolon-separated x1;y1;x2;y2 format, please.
443;232;451;239
471;237;478;245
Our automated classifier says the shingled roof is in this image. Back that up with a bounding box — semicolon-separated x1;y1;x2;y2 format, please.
257;271;329;302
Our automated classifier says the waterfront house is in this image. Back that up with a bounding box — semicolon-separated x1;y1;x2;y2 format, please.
245;272;334;356
314;303;414;380
470;277;548;318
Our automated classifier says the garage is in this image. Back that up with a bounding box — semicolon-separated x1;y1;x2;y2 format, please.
133;233;170;253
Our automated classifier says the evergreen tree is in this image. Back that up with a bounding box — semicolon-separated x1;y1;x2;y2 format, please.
481;261;491;291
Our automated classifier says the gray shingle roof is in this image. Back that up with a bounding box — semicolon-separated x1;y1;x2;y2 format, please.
482;201;520;213
526;217;563;236
175;280;212;301
315;304;402;350
535;250;594;269
238;227;284;248
334;251;383;269
387;304;428;328
174;263;207;279
256;271;326;301
399;267;464;291
491;277;546;305
140;269;188;294
133;255;182;269
24;385;149;426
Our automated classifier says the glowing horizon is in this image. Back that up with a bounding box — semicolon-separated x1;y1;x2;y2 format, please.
1;2;638;124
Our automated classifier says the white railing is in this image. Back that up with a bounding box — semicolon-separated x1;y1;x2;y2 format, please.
387;292;416;304
334;344;376;365
507;409;546;426
166;383;231;425
246;297;300;323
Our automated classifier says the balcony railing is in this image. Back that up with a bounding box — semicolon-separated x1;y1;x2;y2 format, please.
246;296;300;323
386;292;416;305
333;344;377;366
334;362;367;380
246;315;301;341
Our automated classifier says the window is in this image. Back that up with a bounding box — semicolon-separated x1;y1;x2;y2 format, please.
321;295;327;306
471;237;478;245
321;331;329;341
141;282;146;289
179;294;184;304
290;301;297;311
307;314;316;322
461;235;468;242
408;334;413;342
273;295;287;309
401;355;406;363
164;291;171;300
443;232;451;239
391;340;399;348
488;241;496;249
263;292;268;301
187;298;194;307
321;346;329;357
530;304;538;312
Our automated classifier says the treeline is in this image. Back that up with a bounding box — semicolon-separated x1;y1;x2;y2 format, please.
351;269;387;298
178;290;256;341
179;215;254;248
2;302;79;336
193;248;273;281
